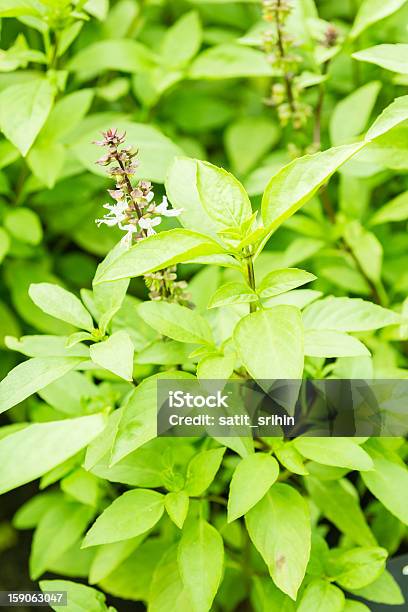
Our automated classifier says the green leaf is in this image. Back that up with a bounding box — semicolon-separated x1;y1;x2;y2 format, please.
161;11;202;68
178;518;224;612
361;440;408;524
197;353;236;380
166;157;221;238
354;44;408;74
184;447;225;496
228;453;279;522
306;478;377;547
304;330;370;357
326;547;387;590
0;356;85;414
261;143;363;232
296;579;345;612
60;468;100;507
29;283;94;331
225;117;280;176
138;301;213;345
343;601;371;611
293;438;373;471
93;248;130;335
348;569;404;605
0;414;105;494
330;82;381;145
38;88;94;143
89;536;144;584
39;580;108;612
27;141;65;188
30;499;93;579
208;282;257;308
109;372;195;466
365;95;408;141
245;483;311;600
82;489;164;547
370;190;408;224
149;545;192;611
13;492;61;530
251;576;295;612
344;221;383;283
189;44;273;79
0;0;43;18
0;79;54;156
165;491;189;529
0;228;10;264
67;39;154;76
4;207;43;245
258;268;316;298
234;307;304;379
303;297;400;332
196;160;252;229
350;1;408;39
94;229;225;284
90;330;134;381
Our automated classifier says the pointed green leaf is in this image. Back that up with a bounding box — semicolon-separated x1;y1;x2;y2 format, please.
361;440;408;524
40;580;108;612
297;579;345;612
293;438;373;471
353;44;408;74
30;499;93;580
365;95;408;141
90;330;134;381
0;356;85;414
0;414;105;494
0;79;54;156
165;491;189;529
350;0;407;39
185;447;225;496
82;489;164;547
234;306;304;379
138;301;213;345
196;160;252;229
258;268;316;298
29;283;94;331
228;453;279;522
304;330;370;357
261;143;363;232
178;518;224;612
94;229;225;284
303;297;400;331
246;483;311;600
208;282;257;308
306;478;377;546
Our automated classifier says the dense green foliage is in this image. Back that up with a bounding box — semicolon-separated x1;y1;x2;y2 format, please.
0;0;408;610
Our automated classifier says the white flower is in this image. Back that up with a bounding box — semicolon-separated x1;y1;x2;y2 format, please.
139;216;162;236
155;196;183;217
96;201;128;227
119;223;138;246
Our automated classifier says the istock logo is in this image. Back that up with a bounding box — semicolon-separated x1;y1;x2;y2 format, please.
168;390;230;409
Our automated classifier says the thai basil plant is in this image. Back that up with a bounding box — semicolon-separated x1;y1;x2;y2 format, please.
0;1;408;611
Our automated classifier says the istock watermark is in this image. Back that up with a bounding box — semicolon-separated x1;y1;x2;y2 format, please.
157;379;408;438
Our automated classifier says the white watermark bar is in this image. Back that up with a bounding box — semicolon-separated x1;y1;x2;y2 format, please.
0;591;67;606
157;379;408;437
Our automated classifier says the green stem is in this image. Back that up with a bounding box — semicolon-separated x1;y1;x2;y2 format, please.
245;252;257;313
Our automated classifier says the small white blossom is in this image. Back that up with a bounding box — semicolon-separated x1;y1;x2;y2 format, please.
119;223;138;246
96;201;128;227
155;196;183;217
139;216;161;236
